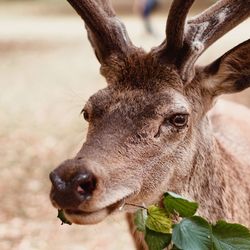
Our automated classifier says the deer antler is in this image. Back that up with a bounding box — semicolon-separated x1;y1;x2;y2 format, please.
155;0;250;83
67;0;134;64
165;0;195;57
181;0;250;82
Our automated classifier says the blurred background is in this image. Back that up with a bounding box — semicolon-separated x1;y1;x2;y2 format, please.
0;0;249;249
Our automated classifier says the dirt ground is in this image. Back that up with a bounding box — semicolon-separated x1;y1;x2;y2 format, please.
0;2;249;250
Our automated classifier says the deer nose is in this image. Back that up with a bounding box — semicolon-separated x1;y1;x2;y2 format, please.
73;172;97;197
49;169;97;209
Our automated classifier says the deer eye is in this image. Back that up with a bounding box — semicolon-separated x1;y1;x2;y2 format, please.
169;114;188;128
81;109;90;121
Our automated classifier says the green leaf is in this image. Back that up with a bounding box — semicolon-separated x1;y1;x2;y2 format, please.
134;209;147;232
212;220;250;250
57;210;72;225
145;228;172;250
164;192;198;217
146;205;172;234
172;216;212;250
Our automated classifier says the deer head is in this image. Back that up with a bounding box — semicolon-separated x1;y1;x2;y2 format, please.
50;0;250;225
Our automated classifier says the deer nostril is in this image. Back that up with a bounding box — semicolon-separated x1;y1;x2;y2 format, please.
49;171;66;192
74;173;97;197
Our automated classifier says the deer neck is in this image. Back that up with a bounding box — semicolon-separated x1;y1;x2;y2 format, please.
183;116;250;225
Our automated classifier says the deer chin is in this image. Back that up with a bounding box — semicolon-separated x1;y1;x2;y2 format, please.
63;199;125;225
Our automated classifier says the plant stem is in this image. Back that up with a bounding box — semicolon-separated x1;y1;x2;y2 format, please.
125;203;147;210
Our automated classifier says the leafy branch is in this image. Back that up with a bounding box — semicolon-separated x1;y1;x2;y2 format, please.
134;192;250;250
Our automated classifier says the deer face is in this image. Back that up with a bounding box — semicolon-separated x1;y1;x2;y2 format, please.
49;55;210;225
50;0;250;225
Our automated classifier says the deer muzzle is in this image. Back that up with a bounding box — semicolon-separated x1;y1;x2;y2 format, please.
49;160;97;210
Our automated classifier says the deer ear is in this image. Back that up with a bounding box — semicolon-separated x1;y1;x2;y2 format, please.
201;39;250;96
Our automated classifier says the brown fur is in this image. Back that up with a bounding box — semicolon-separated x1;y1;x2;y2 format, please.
50;1;250;249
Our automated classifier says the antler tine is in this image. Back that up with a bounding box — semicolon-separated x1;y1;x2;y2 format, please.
67;0;134;63
180;0;250;82
166;0;195;56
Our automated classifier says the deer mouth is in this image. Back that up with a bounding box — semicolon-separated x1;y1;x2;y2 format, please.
63;198;125;225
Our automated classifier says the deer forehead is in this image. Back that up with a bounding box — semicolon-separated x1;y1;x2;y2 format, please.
101;52;182;88
85;86;191;119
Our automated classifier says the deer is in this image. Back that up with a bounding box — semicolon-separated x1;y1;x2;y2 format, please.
49;0;250;249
